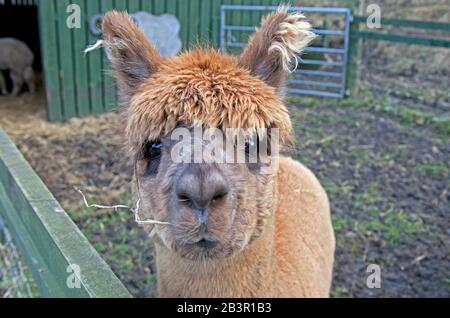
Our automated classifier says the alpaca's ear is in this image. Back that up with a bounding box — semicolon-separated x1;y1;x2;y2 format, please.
238;7;316;97
102;11;162;99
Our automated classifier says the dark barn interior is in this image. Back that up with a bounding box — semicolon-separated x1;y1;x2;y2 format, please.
0;0;41;93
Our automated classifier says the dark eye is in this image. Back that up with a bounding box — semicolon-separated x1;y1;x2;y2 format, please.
143;142;162;159
142;141;162;176
244;139;255;155
244;134;271;171
244;138;259;170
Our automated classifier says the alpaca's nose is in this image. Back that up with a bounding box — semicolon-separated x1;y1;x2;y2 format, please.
176;164;229;223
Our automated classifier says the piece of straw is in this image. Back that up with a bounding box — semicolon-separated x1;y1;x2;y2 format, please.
74;187;171;226
84;39;104;55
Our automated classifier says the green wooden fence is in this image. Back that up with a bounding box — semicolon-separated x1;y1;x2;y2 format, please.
352;16;450;48
0;128;132;297
38;0;279;122
346;14;450;94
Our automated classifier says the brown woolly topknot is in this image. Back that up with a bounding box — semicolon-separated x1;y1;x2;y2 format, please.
101;6;318;151
126;49;292;152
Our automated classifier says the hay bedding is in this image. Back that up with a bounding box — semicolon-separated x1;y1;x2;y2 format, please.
0;86;132;207
0;86;159;297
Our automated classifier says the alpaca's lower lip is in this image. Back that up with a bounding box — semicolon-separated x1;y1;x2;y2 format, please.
192;238;218;249
198;239;217;248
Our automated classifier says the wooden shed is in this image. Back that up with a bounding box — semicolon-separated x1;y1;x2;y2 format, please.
32;0;279;121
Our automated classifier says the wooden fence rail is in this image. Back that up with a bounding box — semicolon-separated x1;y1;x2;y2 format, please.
352;15;450;48
0;129;132;298
353;16;450;31
346;13;450;94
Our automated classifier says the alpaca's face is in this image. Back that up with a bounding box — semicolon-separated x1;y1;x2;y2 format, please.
102;9;314;260
134;128;277;259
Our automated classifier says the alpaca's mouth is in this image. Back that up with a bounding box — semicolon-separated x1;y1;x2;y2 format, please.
195;238;218;249
184;237;218;250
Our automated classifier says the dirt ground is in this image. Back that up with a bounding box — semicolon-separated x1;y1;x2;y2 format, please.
289;95;449;297
1;1;449;298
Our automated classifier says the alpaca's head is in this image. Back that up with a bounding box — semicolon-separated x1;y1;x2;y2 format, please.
102;7;315;260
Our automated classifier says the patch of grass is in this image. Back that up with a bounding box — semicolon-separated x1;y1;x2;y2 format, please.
320;176;352;197
353;182;384;214
146;272;157;288
415;162;449;178
384;254;394;267
337;87;450;136
331;214;351;247
314;111;341;125
66;203;135;267
105;243;135;273
287;86;450;136
389;105;450;135
298;125;328;139
66;191;132;232
443;278;450;286
317;134;337;147
384;211;427;244
295;154;311;167
359;209;427;245
331;286;348;298
391;145;409;163
351;183;427;244
286;95;322;107
290;109;337;150
377;153;394;166
359;218;384;233
349;145;373;163
332;214;349;232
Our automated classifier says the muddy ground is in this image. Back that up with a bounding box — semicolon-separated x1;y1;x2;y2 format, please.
290;95;449;297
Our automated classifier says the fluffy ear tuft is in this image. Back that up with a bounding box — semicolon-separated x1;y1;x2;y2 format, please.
238;6;316;97
102;11;162;100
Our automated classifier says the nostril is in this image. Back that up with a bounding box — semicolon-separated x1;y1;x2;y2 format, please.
177;193;192;204
211;191;228;203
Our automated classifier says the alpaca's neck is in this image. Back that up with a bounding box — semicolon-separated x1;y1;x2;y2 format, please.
155;217;277;297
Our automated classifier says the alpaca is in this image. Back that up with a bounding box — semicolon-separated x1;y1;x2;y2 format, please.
102;7;335;297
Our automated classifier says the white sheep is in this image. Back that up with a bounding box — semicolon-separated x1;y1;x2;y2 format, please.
0;38;35;96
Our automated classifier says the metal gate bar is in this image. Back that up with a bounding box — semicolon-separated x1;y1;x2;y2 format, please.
220;5;352;98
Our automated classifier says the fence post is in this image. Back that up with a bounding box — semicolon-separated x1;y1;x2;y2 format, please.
345;0;364;95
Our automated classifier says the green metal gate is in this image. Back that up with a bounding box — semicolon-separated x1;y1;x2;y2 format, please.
38;0;279;122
